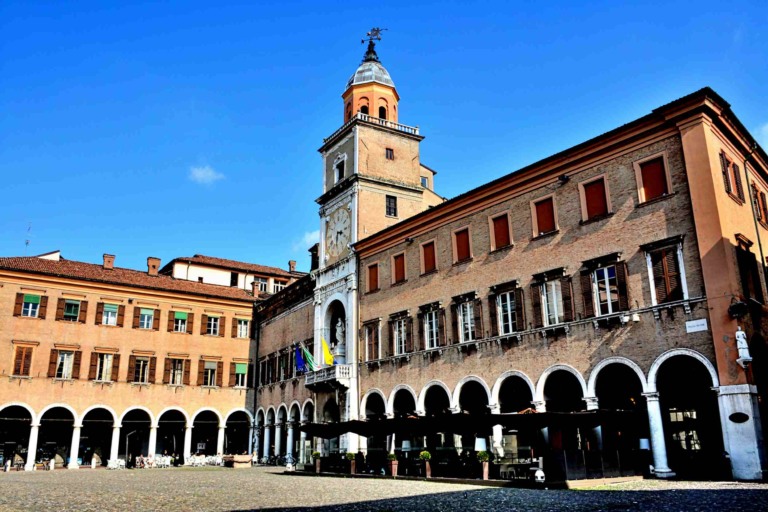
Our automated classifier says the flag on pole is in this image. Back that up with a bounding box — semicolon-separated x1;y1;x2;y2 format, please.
295;346;307;373
321;337;335;366
301;344;316;372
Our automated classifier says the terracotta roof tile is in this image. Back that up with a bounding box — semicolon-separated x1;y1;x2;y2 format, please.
161;254;305;278
0;256;263;302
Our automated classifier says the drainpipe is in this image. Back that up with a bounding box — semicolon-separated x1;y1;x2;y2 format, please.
742;143;766;289
252;303;261;430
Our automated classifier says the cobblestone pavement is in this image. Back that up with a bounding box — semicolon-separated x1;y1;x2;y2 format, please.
1;466;767;512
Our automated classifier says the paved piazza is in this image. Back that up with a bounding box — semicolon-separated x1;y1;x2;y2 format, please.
2;467;767;511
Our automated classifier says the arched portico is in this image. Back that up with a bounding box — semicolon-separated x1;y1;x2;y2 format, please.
388;385;418;417
535;364;588;404
491;371;535;409
587;357;648;397
452;376;492;411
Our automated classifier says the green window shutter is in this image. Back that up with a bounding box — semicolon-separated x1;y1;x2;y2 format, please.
140;308;154;316
235;363;247;374
104;304;118;313
175;311;188;320
23;294;40;304
65;299;79;305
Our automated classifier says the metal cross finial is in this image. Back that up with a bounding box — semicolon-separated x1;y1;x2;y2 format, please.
361;27;387;44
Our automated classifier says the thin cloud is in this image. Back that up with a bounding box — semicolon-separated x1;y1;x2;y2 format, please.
188;165;225;185
293;230;319;251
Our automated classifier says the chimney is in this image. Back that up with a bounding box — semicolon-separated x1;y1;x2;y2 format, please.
147;256;160;277
251;279;259;296
103;254;115;270
288;260;297;273
309;243;319;271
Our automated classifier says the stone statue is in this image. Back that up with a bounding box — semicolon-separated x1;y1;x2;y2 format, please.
333;317;346;364
736;326;751;362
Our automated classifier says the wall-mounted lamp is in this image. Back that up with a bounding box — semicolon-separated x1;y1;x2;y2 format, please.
405;237;414;244
558;174;570;184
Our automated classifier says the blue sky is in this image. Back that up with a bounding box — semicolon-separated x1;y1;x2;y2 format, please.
1;1;766;273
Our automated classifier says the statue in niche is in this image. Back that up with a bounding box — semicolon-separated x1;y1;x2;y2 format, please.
332;316;346;364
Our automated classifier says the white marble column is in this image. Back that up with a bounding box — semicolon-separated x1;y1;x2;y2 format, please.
24;424;40;471
110;425;121;461
263;424;272;459
490;404;504;457
254;426;261;460
216;426;225;454
643;392;675;478
274;423;282;456
147;426;158;457
248;426;255;455
68;425;82;469
534;400;549;446
583;396;603;451
299;431;307;463
286;424;295;462
183;425;193;464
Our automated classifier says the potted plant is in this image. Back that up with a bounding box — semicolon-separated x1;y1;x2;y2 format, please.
346;452;356;474
387;453;398;477
419;450;432;478
477;450;490;480
312;451;321;474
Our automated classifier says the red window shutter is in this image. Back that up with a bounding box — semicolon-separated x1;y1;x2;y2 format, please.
55;298;66;321
530;284;543;328
514;288;525;331
39;296;48;319
561;278;574;323
167;312;175;332
183;359;191;386
616;262;630;311
127;355;136;383
163;358;171;384
72;351;82;379
733;164;744;200
488;294;498;337
78;301;88;323
423;242;436;273
95;303;104;325
187;313;194;334
88;352;98;380
111;354;120;382
219;317;226;337
580;271;595;318
535;199;555;235
583;179;608;219
492;215;511;249
640;158;667;201
116;305;125;327
455;229;470;262
148;356;157;383
721;153;732;194
216;362;224;387
132;307;141;328
393;254;405;283
369;265;379;291
13;293;23;316
47;349;58;378
229;362;237;387
152;309;160;330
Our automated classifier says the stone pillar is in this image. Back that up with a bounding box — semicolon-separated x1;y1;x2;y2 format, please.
299;431;307;463
216;426;225;455
490;404;504;457
248;426;255;456
24;424;40;471
534;400;549;446
254;426;261;460
643;392;675;478
263;424;272;459
286;424;295;462
717;384;766;480
183;425;193;463
584;396;603;451
274;423;282;456
147;426;158;457
110;425;121;461
68;425;82;469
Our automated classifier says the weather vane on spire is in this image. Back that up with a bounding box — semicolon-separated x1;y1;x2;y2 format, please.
362;27;387;44
361;27;387;63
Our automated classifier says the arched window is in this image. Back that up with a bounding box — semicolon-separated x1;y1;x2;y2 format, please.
379;106;387;120
360;105;369;115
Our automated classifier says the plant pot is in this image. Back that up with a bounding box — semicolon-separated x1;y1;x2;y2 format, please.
315;459;321;474
482;460;489;480
350;460;356;474
424;460;431;478
389;460;398;477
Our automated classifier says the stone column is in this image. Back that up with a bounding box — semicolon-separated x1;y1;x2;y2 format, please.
248;426;255;455
110;425;121;461
254;426;261;460
583;396;603;451
490;404;504;457
24;424;40;471
68;425;82;469
717;384;765;480
286;423;295;462
274;423;282;456
263;424;272;460
643;392;675;478
534;400;549;446
216;426;225;455
147;426;158;457
183;425;193;464
299;431;307;464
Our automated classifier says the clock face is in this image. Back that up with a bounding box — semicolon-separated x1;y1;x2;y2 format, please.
325;206;351;259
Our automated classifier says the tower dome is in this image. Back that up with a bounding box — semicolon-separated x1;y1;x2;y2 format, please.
346;60;395;89
342;38;400;123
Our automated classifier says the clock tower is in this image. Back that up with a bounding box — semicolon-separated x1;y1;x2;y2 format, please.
307;29;443;455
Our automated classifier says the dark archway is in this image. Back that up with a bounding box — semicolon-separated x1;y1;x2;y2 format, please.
378;106;387;120
496;376;536;470
657;355;724;480
422;385;456;474
0;405;32;466
423;386;451;417
81;408;114;466
39;407;75;466
498;376;533;413
322;398;340;454
225;411;250;455
392;389;416;418
118;409;151;466
543;371;584;413
301;403;314;464
192;411;219;456
157;410;186;458
543;370;585;480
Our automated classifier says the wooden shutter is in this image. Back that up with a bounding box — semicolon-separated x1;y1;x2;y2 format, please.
47;349;58;378
127;355;136;382
183;359;191;385
580;271;595;318
393;254;405;283
13;347;25;375
473;299;483;339
152;309;160;330
72;351;82;379
535;199;555;235
438;309;447;346
200;314;208;335
88;352;98;380
733;164;744;200
450;304;458;344
21;347;32;376
423;242;436;273
13;293;23;316
761;191;768;221
246;364;254;388
616;262;630;312
388;321;395;355
197;360;205;385
664;249;682;301
584;179;608;219
369;265;379;291
132;307;141;328
219;317;226;337
187;313;194;334
95;303;104;325
488;294;498;337
111;354;120;382
652;248;681;303
753;185;762;221
561;278;574;323
39;296;49;319
231;318;238;338
116;305;125;327
531;283;543;328
148;356;157;383
78;301;88;323
641;158;667;201
380;321;390;358
514;288;525;331
162;358;171;384
455;229;470;261
493;215;510;249
167;312;175;332
417;314;425;350
216;362;224;387
229;362;237;387
721;153;732;194
405;317;414;353
56;298;66;321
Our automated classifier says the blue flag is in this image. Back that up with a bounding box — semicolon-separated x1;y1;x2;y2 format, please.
295;346;307;373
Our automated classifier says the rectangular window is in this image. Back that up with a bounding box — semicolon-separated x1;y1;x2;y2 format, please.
541;280;564;326
206;316;220;336
134;357;150;384
139;308;154;329
235;363;247;387
386;195;398;217
365;323;379;361
497;291;517;335
491;214;511;250
534;197;556;236
393;253;406;284
368;264;379;292
720;152;745;201
421;176;429;188
254;278;268;292
174;311;188;333
386;148;394;160
424;310;439;349
102;304;118;326
21;294;40;318
237;319;249;338
230;272;239;287
170;358;184;386
273;281;287;293
649;247;684;304
422;241;436;274
454;228;471;263
393;318;407;355
204;361;217;387
736;244;764;304
95;353;113;382
63;300;80;322
56;351;75;379
458;301;475;343
592;266;619;316
582;178;609;220
634;155;671;203
13;346;33;377
335;159;345;183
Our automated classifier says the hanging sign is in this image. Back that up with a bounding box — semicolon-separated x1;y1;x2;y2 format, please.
685;319;708;333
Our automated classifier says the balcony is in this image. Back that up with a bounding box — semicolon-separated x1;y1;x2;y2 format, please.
323;112;420;143
304;364;352;389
